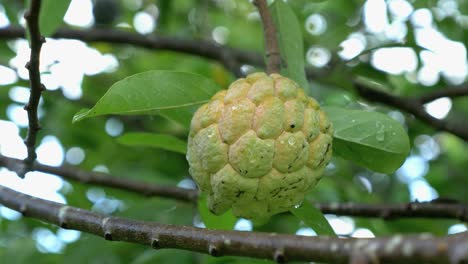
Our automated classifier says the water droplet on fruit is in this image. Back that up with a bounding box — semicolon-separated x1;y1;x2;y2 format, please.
288;137;296;145
351;119;356;123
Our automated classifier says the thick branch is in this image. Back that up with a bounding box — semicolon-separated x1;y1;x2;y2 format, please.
0;185;467;263
1;154;468;221
253;0;281;74
355;82;468;141
23;0;45;171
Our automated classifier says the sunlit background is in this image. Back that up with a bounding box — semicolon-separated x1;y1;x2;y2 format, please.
0;0;467;255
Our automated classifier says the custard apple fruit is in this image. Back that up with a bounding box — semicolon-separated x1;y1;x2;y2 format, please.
187;72;333;221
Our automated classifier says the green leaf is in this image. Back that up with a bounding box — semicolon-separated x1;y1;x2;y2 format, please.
117;132;187;154
270;0;309;92
72;70;222;129
290;202;336;236
323;106;410;173
39;0;72;37
198;194;237;230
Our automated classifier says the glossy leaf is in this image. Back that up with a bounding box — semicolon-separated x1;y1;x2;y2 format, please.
72;70;222;129
198;194;237;230
323;107;410;173
270;0;309;92
117;132;187;154
39;0;72;36
290;202;336;236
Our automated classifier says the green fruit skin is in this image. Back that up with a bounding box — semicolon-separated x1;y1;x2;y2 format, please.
187;72;333;221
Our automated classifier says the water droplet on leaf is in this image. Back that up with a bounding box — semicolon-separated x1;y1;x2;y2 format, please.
375;121;385;142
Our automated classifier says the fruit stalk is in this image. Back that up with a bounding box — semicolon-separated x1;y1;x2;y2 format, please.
253;0;281;74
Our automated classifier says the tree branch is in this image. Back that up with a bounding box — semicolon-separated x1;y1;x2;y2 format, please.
316;202;468;222
355;82;468;141
22;0;45;172
418;86;468;104
253;0;281;74
0;154;197;203
0;26;261;78
1;154;467;221
0;185;467;263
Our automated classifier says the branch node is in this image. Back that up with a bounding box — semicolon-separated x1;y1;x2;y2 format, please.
151;237;160;249
104;232;113;241
24;11;31;20
19;204;28;214
456;208;467;221
208;244;220;257
437;242;448;254
273;249;286;263
449;240;468;264
25;62;31;70
408;203;417;211
265;51;281;57
58;206;71;228
102;217;112;240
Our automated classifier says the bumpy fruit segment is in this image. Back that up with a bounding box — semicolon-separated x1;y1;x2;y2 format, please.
187;72;333;220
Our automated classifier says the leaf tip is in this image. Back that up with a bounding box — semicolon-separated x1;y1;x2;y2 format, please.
72;108;91;123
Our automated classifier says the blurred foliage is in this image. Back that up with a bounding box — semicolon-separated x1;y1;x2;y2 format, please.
0;0;467;263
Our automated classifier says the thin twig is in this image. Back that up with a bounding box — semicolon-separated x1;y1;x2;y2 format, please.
0;26;260;78
253;0;281;74
23;0;45;173
316;202;468;222
418;86;468;104
0;185;467;263
355;82;468;141
0;154;197;203
1;154;467;221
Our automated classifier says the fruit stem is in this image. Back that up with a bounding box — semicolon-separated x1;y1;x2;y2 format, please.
253;0;281;74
